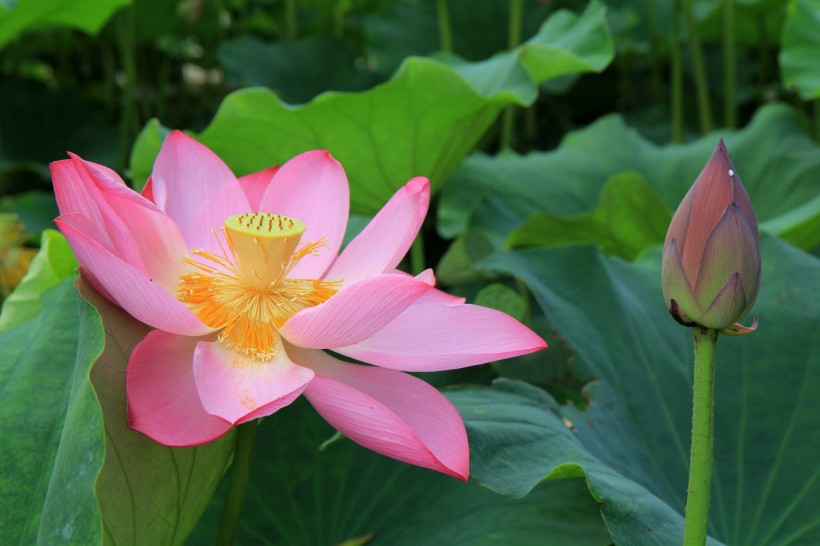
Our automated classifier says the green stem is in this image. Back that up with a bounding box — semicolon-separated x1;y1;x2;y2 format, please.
285;0;296;38
500;0;523;150
216;421;259;546
410;235;425;275
756;15;769;88
117;7;139;170
683;328;719;546
671;0;684;143
723;0;736;128
682;0;713;134
645;0;662;103
436;0;453;53
814;99;820;143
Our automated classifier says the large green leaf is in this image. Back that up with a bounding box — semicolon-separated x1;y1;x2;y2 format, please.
780;0;820;100
0;0;129;49
439;104;820;252
186;398;611;546
76;279;236;546
507;171;671;259
451;380;724;546
129;1;613;215
0;278;105;544
0;271;237;545
0;229;76;331
470;235;820;545
444;0;612;104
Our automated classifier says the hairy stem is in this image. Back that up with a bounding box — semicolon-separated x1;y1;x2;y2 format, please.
683;328;719;545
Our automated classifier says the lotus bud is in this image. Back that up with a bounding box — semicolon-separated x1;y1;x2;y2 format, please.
662;139;760;335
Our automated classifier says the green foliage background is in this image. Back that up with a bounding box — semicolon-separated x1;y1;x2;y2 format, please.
1;0;818;544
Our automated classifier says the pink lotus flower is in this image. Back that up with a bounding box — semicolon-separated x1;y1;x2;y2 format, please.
51;132;546;479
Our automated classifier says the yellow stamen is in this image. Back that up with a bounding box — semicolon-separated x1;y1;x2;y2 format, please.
178;213;340;360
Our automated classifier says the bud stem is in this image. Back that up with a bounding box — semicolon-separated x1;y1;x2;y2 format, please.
683;327;719;545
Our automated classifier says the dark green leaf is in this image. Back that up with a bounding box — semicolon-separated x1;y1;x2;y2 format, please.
363;0;551;78
187;398;611;546
474;235;820;545
507;172;671;259
0;278;105;544
440;104;820;251
218;35;376;104
450;380;724;546
780;0;820;99
436;230;496;286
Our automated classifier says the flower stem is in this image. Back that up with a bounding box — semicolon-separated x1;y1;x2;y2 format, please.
436;0;453;53
683;327;719;546
117;6;139;171
814;99;820;143
216;420;259;546
500;0;523;150
285;0;296;38
682;0;713;134
723;0;736;128
671;0;684;143
410;234;426;275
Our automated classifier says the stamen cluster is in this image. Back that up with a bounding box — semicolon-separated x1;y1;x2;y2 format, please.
179;214;340;360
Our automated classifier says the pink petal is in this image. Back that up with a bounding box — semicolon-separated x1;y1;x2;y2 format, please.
56;215;212;336
290;345;469;480
51;158;108;225
151;131;250;253
661;238;701;324
68;156;190;291
279;271;435;349
693;203;760;307
327;177;430;285
337;290;547;371
141;176;154;202
193;339;314;425
239;165;279;211
721;315;759;336
127;331;233;447
258;150;349;278
699;273;747;329
51;158;145;270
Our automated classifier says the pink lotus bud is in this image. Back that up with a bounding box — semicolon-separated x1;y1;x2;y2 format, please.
662;139;760;335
